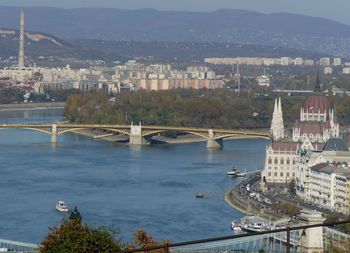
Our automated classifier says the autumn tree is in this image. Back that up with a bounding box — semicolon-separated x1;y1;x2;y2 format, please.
40;219;121;253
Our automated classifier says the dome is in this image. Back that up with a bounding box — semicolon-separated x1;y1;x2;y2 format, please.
303;95;330;114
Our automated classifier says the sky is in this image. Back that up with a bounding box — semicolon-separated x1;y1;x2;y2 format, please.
1;0;350;25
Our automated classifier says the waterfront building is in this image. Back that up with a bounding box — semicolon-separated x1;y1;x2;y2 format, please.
262;73;340;186
295;138;350;201
308;162;350;214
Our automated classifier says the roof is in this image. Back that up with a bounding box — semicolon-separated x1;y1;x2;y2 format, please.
294;121;331;134
271;142;299;151
303;95;330;114
323;138;348;152
310;163;350;178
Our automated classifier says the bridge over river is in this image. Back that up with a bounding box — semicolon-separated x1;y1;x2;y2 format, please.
0;123;270;148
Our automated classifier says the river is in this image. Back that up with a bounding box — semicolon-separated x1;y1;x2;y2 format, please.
0;109;267;244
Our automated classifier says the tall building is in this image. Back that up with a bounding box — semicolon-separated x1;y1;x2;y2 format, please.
18;9;25;69
270;98;284;141
262;72;339;185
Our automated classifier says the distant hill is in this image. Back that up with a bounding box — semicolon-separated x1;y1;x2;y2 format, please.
0;30;322;67
0;6;350;56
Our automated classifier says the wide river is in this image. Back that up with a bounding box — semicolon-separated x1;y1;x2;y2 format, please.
0;109;267;244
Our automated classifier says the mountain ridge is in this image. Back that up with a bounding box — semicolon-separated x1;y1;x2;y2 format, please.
0;6;349;56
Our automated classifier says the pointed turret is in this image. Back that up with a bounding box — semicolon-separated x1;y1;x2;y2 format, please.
270;97;285;141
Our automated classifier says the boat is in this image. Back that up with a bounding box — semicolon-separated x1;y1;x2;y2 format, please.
195;192;204;198
226;166;237;176
240;216;270;232
56;201;69;212
231;220;242;231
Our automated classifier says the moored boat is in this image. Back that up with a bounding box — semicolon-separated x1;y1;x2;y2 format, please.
227;166;237;176
56;201;69;212
195;192;204;198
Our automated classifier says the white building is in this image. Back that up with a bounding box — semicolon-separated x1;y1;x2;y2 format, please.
319;57;330;66
333;58;342;66
295;139;350;204
309;163;350;214
324;67;333;75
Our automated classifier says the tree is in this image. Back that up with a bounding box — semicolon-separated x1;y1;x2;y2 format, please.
40;219;121;253
126;229;170;253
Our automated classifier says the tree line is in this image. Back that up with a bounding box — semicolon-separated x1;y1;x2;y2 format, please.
64;89;350;129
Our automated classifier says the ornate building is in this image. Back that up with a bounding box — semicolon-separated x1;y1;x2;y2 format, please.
262;74;340;185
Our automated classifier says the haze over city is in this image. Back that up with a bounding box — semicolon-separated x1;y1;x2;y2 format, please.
1;0;350;24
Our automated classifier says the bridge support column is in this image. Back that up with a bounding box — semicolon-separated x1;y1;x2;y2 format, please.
206;129;223;149
129;123;148;145
51;124;57;143
299;210;326;253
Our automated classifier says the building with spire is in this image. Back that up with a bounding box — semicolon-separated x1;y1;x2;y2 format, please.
262;72;342;186
18;9;25;69
270;97;284;141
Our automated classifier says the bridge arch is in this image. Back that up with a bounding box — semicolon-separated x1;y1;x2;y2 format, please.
0;127;52;135
141;130;209;139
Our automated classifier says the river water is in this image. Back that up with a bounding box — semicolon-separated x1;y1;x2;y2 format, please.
0;109;267;244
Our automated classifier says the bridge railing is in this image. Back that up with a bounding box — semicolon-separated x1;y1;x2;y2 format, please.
0;238;38;252
122;220;350;253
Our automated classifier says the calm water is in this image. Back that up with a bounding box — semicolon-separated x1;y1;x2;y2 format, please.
0;109;267;244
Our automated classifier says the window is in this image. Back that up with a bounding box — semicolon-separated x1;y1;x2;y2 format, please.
280;158;284;165
287;159;290;165
274;172;277;176
280;172;284;177
268;158;272;164
287;172;290;177
268;172;271;176
274;158;278;164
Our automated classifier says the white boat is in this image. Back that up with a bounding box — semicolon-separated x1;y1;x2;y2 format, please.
227;166;237;176
240;216;270;232
56;201;68;212
231;220;242;231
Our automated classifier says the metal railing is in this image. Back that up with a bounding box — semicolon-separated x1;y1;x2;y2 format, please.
123;220;350;253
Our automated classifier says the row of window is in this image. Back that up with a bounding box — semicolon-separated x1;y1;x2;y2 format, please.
268;157;296;165
267;172;295;177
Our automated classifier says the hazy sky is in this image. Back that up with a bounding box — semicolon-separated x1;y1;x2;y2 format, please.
1;0;349;24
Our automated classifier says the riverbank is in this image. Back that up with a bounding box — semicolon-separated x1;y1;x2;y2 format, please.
224;174;285;221
0;102;65;111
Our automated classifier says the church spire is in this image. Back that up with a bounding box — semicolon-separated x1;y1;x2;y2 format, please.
270;97;284;141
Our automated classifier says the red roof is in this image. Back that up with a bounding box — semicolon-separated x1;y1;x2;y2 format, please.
303;95;330;114
294;121;331;134
271;142;299;151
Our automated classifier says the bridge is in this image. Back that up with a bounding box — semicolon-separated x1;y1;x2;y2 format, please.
0;123;270;148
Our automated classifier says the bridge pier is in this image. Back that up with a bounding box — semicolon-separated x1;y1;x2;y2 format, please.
299;209;326;253
129;123;148;145
206;129;223;149
51;124;57;143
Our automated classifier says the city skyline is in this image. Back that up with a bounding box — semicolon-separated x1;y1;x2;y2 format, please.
1;0;350;25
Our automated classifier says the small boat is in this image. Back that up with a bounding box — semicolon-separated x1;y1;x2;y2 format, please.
196;192;204;198
227;166;237;176
231;220;242;231
56;201;69;212
240;216;270;232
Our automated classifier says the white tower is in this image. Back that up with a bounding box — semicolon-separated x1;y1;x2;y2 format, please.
270;97;284;141
18;9;25;69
